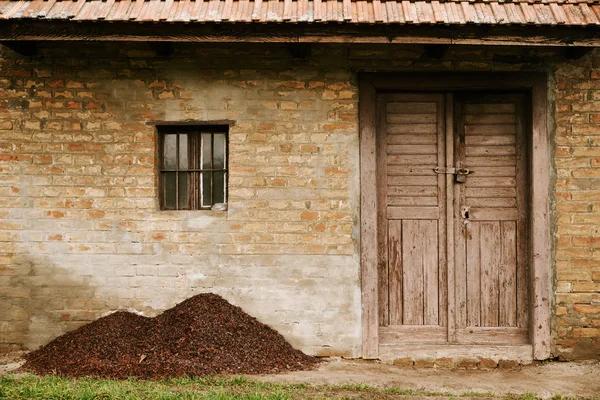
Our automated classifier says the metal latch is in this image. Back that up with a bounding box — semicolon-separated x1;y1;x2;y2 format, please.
433;167;472;183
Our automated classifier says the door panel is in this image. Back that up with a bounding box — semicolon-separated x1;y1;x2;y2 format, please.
378;92;529;346
454;94;529;344
378;94;447;336
389;219;440;325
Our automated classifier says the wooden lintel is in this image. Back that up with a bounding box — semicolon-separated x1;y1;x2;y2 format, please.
0;21;599;47
1;41;38;56
148;119;236;126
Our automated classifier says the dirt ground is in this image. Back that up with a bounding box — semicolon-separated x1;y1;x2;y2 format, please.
258;358;600;399
2;353;599;399
0;352;26;376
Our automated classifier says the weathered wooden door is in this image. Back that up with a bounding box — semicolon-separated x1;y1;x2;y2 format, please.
377;92;529;346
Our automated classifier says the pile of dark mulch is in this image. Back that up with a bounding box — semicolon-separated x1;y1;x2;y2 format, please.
23;293;319;379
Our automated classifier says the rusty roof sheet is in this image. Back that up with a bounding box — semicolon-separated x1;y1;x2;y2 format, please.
1;0;600;26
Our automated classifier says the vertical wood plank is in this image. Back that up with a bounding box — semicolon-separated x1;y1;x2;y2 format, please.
445;93;456;341
454;99;468;329
359;80;378;358
500;221;517;327
515;94;530;331
437;96;448;329
480;222;501;327
377;95;390;326
388;220;402;325
403;220;424;325
531;76;550;359
466;222;481;327
423;220;439;325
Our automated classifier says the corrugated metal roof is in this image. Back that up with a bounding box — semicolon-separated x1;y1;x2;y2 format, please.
1;0;600;26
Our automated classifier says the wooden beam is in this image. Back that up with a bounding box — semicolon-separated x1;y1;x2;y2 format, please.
147;119;236;126
531;74;551;360
0;21;599;46
359;78;379;359
1;41;38;56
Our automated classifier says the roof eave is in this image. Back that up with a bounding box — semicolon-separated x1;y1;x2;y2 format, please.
0;20;599;47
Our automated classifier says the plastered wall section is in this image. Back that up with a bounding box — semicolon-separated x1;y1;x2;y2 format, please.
0;43;598;359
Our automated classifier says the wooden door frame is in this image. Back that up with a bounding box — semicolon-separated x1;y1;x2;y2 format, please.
359;72;550;360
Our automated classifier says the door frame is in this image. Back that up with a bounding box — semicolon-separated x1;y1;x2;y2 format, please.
359;72;550;360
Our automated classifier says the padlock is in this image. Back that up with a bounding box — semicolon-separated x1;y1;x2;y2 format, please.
454;168;470;183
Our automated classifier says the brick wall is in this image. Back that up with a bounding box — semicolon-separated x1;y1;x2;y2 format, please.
0;42;598;359
554;55;600;359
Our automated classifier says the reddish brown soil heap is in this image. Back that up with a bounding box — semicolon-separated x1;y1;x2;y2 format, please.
24;293;318;379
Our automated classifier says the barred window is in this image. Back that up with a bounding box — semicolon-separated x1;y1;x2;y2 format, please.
158;126;228;210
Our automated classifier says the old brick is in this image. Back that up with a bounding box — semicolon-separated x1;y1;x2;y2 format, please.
456;358;479;369
573;304;600;313
414;359;435;368
299;212;319;221
574;328;600;338
434;358;454;369
498;360;520;370
478;358;498;369
48;79;65;88
44;209;65;219
392;357;413;368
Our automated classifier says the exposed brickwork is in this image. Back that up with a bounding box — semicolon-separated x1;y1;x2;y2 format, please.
389;357;521;370
554;54;600;359
0;42;598;360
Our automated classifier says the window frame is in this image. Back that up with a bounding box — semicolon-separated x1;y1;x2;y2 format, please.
157;125;229;211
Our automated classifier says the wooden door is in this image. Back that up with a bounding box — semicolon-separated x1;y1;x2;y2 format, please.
377;94;448;344
378;92;529;346
453;94;529;345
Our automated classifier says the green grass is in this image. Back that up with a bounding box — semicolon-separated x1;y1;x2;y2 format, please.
0;374;595;400
0;375;294;400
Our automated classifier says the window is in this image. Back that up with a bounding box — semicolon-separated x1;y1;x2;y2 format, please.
158;126;228;210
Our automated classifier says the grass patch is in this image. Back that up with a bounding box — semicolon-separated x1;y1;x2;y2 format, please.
0;374;595;400
0;375;298;400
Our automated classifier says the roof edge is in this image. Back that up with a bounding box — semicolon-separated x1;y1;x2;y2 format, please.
1;20;600;47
